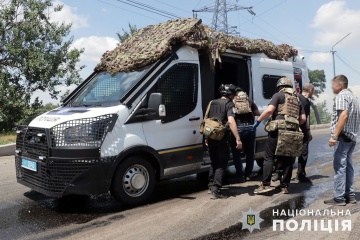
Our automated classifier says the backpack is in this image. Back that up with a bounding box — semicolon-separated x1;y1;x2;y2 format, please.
199;100;229;141
233;91;252;115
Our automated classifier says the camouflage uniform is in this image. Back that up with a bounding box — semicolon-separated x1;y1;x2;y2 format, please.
261;78;304;190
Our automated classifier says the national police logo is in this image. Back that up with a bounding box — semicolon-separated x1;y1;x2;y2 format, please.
240;208;263;233
247;214;255;226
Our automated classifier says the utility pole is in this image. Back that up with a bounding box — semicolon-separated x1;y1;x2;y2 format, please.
193;0;255;35
330;32;351;77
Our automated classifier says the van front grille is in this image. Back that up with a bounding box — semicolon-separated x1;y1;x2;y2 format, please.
16;156;99;194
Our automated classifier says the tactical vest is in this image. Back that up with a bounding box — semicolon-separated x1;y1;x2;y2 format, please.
208;99;231;125
275;88;301;120
233;92;252;115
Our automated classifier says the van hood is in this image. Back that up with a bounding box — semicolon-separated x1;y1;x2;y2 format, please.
28;105;123;129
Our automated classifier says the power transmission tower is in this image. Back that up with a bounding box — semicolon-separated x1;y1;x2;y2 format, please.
193;0;255;35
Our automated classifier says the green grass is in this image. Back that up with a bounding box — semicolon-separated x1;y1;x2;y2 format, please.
0;132;16;145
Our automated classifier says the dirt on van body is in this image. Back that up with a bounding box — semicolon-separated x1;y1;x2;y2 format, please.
95;18;298;74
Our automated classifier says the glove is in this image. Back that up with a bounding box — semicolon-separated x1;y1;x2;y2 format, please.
253;121;260;130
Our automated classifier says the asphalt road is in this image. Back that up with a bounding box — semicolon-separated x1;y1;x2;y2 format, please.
0;129;359;240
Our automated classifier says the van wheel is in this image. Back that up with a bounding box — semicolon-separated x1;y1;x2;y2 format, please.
111;156;155;206
256;158;264;168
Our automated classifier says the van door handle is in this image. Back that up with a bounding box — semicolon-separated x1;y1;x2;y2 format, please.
189;117;200;121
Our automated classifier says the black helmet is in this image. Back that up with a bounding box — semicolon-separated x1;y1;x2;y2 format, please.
219;84;236;96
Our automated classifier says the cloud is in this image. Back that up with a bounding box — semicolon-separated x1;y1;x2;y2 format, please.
308;52;332;64
50;1;88;30
312;1;359;47
72;36;118;62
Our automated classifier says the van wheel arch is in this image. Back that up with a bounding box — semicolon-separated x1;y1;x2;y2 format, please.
110;146;163;182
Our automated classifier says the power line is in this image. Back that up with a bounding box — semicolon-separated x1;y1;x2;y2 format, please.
237;12;285;43
98;0;162;21
152;0;189;14
151;0;212;21
151;0;213;22
253;0;268;7
193;0;255;34
255;16;305;48
194;0;203;9
240;0;287;25
299;49;329;53
114;0;180;19
335;52;360;77
126;0;182;18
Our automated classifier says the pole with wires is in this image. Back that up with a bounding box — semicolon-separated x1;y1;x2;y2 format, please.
331;32;351;77
193;0;255;34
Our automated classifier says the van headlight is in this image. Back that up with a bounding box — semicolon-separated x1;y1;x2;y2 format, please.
50;114;117;147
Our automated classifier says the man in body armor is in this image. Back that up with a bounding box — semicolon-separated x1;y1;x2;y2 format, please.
253;77;306;194
230;87;260;182
206;84;242;199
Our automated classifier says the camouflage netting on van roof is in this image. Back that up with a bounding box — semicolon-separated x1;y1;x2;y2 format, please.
95;18;298;74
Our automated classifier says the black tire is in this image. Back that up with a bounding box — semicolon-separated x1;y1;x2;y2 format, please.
111;156;156;206
256;158;264;168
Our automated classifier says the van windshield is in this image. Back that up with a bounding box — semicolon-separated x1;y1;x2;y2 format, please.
70;67;150;107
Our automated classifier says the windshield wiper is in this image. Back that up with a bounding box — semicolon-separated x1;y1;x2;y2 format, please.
72;103;102;107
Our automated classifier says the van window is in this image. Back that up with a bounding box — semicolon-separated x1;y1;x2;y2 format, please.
262;75;283;99
154;63;198;123
70;66;151;107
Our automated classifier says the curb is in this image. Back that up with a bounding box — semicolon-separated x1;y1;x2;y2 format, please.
0;143;15;157
311;123;330;130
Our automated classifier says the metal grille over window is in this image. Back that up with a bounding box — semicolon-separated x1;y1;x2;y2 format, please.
155;63;198;121
93;77;120;99
50;114;115;147
262;75;284;99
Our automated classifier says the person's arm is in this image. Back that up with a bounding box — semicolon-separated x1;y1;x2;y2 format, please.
257;105;276;122
299;113;306;125
252;102;261;117
329;110;349;146
228;116;242;149
306;117;313;141
253;105;276;129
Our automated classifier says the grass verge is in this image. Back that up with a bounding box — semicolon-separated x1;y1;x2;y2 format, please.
0;132;16;145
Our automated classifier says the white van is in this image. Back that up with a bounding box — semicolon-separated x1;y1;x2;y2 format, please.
15;30;308;206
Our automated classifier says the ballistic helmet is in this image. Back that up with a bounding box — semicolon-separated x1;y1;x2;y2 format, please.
219;84;236;96
276;77;293;88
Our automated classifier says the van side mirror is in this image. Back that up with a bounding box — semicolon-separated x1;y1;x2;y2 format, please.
148;93;166;118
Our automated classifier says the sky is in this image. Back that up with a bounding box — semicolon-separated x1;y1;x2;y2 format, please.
33;0;360;111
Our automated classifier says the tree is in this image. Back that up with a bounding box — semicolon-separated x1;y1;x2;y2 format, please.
60;89;71;103
308;69;326;124
308;69;326;98
0;0;84;131
38;103;59;113
116;23;138;42
310;101;332;125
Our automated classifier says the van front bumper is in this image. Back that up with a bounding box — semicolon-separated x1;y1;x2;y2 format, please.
15;155;116;197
